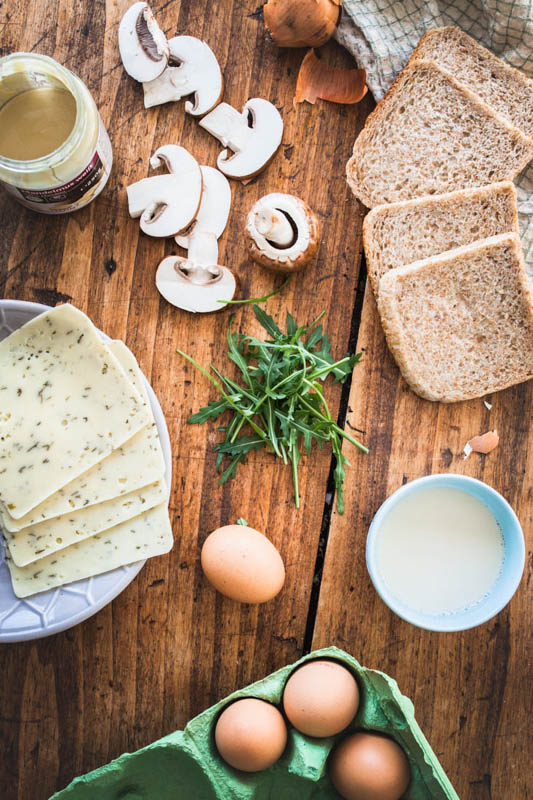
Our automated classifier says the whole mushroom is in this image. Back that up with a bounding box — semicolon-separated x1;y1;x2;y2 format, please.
245;193;320;272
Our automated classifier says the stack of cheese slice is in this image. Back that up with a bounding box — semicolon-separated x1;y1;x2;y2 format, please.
348;27;533;402
0;304;173;597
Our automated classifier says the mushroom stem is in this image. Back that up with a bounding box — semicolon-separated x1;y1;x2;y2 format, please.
188;230;219;267
175;231;222;286
255;208;293;247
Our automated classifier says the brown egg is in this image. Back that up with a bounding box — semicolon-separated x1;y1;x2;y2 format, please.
282;660;360;737
201;524;285;603
329;732;411;800
215;698;287;772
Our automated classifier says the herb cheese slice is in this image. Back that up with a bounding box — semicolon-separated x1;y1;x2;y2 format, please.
6;503;173;598
0;306;151;517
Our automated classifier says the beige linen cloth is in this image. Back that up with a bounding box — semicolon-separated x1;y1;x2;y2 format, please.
336;0;533;274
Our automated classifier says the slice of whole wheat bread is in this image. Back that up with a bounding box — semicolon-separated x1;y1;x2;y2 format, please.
364;182;519;297
377;233;533;402
409;27;533;140
346;60;533;208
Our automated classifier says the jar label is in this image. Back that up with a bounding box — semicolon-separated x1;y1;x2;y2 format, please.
16;151;105;206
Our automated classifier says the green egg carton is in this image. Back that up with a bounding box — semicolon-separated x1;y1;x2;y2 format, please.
50;647;459;800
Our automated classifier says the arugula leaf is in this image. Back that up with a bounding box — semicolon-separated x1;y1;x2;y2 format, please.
188;399;229;424
221;276;291;305
214;434;266;457
286;311;298;337
253;305;283;339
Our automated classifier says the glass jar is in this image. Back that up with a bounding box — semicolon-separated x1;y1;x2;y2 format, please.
0;52;113;214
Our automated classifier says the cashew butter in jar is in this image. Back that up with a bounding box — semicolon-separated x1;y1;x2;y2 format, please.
0;53;112;213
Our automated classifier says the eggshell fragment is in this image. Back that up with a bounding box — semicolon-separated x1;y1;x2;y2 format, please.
282;660;360;737
201;524;285;603
215;698;287;772
466;429;499;455
464;429;499;458
329;732;410;800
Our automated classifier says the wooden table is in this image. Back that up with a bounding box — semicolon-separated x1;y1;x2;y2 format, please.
1;2;531;798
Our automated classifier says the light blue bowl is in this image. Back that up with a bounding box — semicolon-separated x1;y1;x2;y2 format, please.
366;474;525;632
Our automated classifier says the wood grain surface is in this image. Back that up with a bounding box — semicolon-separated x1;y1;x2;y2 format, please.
0;1;531;799
313;290;533;799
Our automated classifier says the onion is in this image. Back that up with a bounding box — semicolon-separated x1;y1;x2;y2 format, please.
264;0;341;49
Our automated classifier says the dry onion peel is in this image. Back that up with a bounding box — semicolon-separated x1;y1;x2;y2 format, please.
295;49;367;106
464;429;499;458
264;0;341;48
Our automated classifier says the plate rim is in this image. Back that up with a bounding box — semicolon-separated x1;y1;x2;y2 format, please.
0;299;172;643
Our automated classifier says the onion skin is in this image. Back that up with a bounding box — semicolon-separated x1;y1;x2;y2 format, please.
264;0;341;48
295;49;367;105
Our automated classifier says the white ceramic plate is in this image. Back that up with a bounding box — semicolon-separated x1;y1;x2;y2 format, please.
0;300;172;643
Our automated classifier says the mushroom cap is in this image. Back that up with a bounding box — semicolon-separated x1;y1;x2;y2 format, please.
199;99;284;180
156;256;236;313
118;2;169;83
127;145;203;238
246;193;320;272
143;35;223;114
149;144;201;176
176;166;232;249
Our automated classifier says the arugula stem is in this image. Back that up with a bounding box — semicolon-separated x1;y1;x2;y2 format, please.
210;364;257;404
334;426;369;453
219;276;292;305
291;441;300;509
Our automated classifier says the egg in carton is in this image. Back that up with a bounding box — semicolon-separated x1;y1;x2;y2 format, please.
50;646;459;799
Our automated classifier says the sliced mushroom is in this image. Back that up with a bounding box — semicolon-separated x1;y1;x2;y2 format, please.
176;166;231;249
199;99;283;181
126;145;202;237
156;231;236;313
118;2;169;83
143;36;223;115
245;193;320;272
